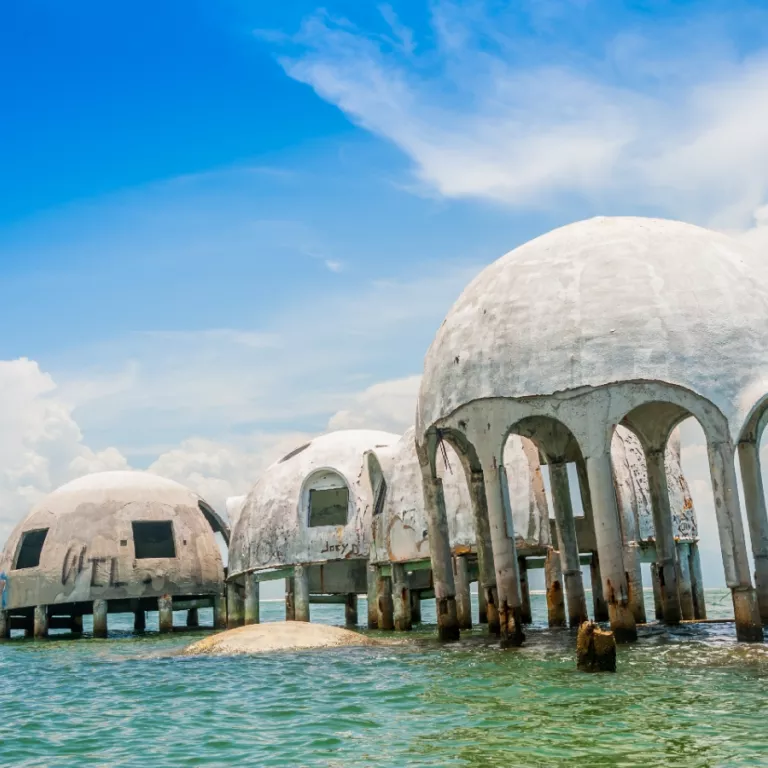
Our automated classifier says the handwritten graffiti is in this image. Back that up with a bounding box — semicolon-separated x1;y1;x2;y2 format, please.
253;538;285;566
320;541;361;557
61;545;126;588
0;572;7;609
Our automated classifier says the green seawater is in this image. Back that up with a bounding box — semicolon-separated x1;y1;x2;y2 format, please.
1;589;767;767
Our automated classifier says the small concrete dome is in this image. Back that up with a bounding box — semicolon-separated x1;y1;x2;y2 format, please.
0;471;226;612
229;430;400;576
417;216;768;441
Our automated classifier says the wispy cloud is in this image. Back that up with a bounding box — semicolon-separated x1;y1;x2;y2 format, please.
276;2;768;229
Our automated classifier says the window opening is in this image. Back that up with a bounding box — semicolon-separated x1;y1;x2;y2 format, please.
309;487;349;527
373;477;387;516
132;521;176;559
14;528;49;569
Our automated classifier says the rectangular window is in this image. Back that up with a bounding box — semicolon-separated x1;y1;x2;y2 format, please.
309;487;349;527
14;528;48;569
132;521;176;559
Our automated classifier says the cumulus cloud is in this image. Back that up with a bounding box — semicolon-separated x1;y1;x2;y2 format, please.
0;359;128;543
327;374;420;433
278;2;768;230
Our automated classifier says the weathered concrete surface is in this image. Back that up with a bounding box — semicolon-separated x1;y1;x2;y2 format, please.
0;471;226;613
230;430;399;576
185;621;380;656
576;621;617;673
417;216;768;447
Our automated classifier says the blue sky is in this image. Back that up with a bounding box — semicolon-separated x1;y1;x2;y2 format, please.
2;1;768;584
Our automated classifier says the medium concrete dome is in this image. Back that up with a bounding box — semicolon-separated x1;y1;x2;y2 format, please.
229;430;400;576
417;216;768;441
0;470;227;614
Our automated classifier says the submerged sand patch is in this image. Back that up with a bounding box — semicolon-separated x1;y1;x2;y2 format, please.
185;621;381;656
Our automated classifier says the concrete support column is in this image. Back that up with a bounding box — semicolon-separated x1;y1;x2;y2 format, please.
646;448;682;624
244;573;260;625
294;565;310;623
186;608;199;628
585;453;637;642
33;605;48;639
345;594;358;627
158;594;174;634
213;591;227;629
613;466;647;625
737;440;768;624
689;543;707;619
468;470;499;636
518;557;532;624
549;462;589;627
0;611;8;640
134;609;146;633
483;461;525;647
227;581;244;629
376;573;394;631
392;564;412;632
92;599;108;638
477;582;488;624
410;590;422;624
590;553;609;622
544;547;566;627
650;563;664;621
366;564;379;629
285;576;295;621
71;615;83;635
423;472;459;641
708;441;763;641
453;555;473;630
675;542;695;620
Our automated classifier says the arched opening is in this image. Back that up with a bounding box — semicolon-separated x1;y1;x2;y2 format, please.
736;393;768;625
301;469;351;528
622;398;763;640
502;416;592;629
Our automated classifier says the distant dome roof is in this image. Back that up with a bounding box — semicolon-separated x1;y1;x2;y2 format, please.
418;217;768;440
0;471;224;611
230;430;400;574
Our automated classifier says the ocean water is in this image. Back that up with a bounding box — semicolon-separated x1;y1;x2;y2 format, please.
1;589;767;767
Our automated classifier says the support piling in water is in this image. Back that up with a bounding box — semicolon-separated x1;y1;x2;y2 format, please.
0;611;9;640
454;555;473;630
576;621;617;673
689;543;707;620
676;542;696;620
186;607;199;628
134;608;146;633
376;572;395;631
477;582;488;624
70;614;83;635
345;593;358;627
392;564;412;631
294;565;310;623
227;581;245;629
244;573;260;625
158;594;174;634
93;599;108;638
33;605;48;639
544;548;566;628
410;590;422;624
650;563;664;621
518;556;532;625
366;564;379;629
285;576;296;621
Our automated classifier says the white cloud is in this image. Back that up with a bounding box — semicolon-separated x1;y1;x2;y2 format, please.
327;374;420;432
279;4;768;229
0;359;128;543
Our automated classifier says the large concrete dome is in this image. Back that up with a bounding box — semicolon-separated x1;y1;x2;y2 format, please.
229;430;399;576
0;470;226;613
417;216;768;441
